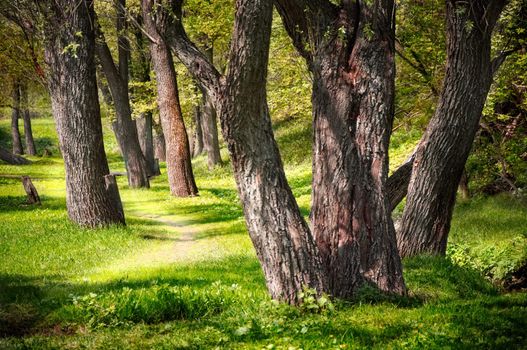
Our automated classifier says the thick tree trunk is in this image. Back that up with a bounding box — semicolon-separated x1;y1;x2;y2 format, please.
161;0;327;303
11;81;23;155
20;83;37;156
95;1;150;189
397;0;507;257
0;147;30;165
201;44;222;168
142;10;198;197
44;0;125;227
276;0;406;297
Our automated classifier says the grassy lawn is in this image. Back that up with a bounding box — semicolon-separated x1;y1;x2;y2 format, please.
0;116;526;349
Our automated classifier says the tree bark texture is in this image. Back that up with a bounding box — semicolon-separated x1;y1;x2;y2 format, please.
20;83;37;155
11;81;23;155
142;3;198;197
159;0;327;303
154;127;166;162
43;0;125;227
0;147;30;165
95;2;150;189
397;0;507;257
387;152;415;211
276;0;406;297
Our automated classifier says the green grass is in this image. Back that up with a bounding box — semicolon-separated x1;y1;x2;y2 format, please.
0;115;526;349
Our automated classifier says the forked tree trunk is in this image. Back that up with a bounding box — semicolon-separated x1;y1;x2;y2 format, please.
159;0;327;303
95;0;150;189
397;0;507;257
44;0;125;227
20;83;36;155
276;0;406;297
11;81;23;155
142;10;198;197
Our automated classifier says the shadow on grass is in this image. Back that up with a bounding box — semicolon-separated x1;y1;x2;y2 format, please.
0;195;65;212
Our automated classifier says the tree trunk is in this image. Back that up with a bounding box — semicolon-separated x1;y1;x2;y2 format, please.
387;153;415;211
154;128;166;162
160;0;327;303
11;81;23;155
276;0;406;297
459;168;470;200
20;83;37;156
201;44;222;168
191;95;204;157
142;9;198;197
44;0;125;227
21;176;40;205
0;147;30;165
95;1;150;189
136;112;156;176
397;0;507;257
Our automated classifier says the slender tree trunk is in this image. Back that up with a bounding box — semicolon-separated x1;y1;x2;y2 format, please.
459;168;470;200
201;44;222;168
142;9;198;197
20;83;36;155
154;128;166;162
276;0;406;297
11;81;23;155
191;98;204;157
397;0;507;257
43;0;125;227
160;0;327;303
95;1;150;189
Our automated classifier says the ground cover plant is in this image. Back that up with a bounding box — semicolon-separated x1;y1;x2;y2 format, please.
0;116;526;349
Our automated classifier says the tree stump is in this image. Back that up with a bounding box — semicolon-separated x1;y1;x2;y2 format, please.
21;176;40;205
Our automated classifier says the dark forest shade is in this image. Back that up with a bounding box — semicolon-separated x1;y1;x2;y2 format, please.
44;0;125;227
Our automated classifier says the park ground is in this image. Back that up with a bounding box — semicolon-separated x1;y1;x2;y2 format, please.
0;116;526;349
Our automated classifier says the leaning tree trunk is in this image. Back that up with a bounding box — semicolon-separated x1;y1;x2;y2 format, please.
44;0;125;227
11;81;23;155
143;13;198;197
201;44;222;168
276;0;406;298
397;0;507;257
0;147;30;165
95;0;150;189
20;83;37;155
159;0;327;303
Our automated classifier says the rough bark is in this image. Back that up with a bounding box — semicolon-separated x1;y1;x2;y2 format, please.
142;2;198;196
20;83;37;155
43;0;125;227
11;81;23;155
387;152;415;211
21;176;40;204
276;0;406;297
95;1;150;189
161;0;327;303
0;147;30;165
397;0;508;257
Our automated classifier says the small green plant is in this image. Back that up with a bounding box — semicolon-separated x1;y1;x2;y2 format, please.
297;287;334;314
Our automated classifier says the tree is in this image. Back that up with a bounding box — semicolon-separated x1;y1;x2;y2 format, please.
20;82;36;155
397;0;510;257
149;0;327;303
42;0;125;227
11;80;23;155
95;0;150;188
274;0;406;297
141;1;198;197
